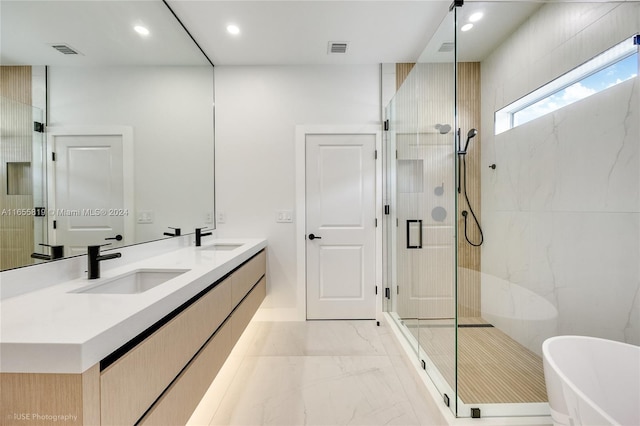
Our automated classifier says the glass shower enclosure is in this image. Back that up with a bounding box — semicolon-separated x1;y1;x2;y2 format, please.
0;96;48;270
383;6;459;416
384;0;639;420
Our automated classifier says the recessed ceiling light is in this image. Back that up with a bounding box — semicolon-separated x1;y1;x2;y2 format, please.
461;23;474;32
469;12;484;23
134;25;150;36
227;24;240;35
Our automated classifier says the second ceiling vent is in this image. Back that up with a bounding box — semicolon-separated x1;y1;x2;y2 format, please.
328;41;349;54
438;42;455;53
50;43;82;55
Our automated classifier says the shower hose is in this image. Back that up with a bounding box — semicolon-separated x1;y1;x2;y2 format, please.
460;154;484;247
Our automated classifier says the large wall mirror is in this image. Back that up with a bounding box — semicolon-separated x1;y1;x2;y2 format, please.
0;1;215;271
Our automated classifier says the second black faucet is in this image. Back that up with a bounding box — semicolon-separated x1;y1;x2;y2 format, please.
195;227;212;247
164;227;181;237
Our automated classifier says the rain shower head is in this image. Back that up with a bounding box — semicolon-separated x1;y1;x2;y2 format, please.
462;128;478;153
435;123;452;134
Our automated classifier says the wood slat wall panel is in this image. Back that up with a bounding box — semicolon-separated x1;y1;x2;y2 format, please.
0;66;34;270
395;63;457;321
396;63;416;90
0;66;32;103
456;62;482;318
394;62;481;318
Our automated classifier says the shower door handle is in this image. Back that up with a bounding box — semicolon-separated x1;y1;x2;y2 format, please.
406;220;422;249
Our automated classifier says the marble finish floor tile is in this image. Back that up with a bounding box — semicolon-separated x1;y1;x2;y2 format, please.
246;320;388;357
189;320;446;426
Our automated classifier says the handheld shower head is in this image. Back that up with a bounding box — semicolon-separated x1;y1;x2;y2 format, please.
462;128;478;153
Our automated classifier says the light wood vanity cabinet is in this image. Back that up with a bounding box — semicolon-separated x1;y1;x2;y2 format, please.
232;276;267;343
137;320;233;426
102;249;266;426
0;249;266;426
231;250;266;307
100;275;233;425
139;276;267;426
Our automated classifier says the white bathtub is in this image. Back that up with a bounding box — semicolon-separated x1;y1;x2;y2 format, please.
542;336;640;426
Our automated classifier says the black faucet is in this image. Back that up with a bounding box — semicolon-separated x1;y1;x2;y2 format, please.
87;244;122;279
195;227;212;247
30;244;64;261
164;227;181;237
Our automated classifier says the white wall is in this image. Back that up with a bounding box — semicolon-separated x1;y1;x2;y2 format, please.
48;66;215;243
214;65;380;318
481;2;640;351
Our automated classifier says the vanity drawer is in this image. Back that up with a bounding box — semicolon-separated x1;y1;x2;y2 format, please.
138;321;233;426
231;250;266;307
100;276;232;426
231;276;266;343
139;277;266;426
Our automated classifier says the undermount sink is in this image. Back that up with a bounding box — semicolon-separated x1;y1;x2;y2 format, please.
200;243;243;251
72;268;190;294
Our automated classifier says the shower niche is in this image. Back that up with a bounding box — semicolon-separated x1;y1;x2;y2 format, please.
6;162;32;195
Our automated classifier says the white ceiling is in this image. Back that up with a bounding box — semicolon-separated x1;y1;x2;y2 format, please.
1;0;542;67
420;2;542;63
166;0;451;65
0;1;207;66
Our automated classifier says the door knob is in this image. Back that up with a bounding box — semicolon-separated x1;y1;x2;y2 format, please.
105;234;123;241
308;233;322;240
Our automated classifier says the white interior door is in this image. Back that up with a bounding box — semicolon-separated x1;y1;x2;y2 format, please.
50;133;127;256
306;133;376;320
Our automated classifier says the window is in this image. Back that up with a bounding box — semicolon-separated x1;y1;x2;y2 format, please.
495;35;638;135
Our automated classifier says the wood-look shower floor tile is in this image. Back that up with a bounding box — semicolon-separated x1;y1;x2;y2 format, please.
405;318;548;404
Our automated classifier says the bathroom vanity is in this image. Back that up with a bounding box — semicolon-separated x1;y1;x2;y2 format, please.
0;239;267;426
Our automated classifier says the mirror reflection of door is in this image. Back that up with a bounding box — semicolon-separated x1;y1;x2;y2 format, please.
49;131;130;256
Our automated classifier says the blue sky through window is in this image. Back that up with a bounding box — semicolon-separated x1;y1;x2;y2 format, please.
513;53;638;126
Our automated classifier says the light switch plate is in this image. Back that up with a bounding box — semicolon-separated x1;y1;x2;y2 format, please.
276;210;293;223
205;212;213;224
137;210;154;224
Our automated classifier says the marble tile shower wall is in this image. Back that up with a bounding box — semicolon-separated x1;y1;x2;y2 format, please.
480;2;640;352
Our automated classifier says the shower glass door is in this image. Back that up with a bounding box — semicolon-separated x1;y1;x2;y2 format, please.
0;98;47;269
383;8;458;417
32;105;48;254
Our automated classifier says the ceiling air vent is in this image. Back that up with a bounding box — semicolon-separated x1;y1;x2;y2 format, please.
50;44;81;55
438;42;455;53
328;42;349;54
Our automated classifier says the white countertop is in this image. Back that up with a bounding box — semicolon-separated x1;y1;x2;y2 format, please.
0;238;267;374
